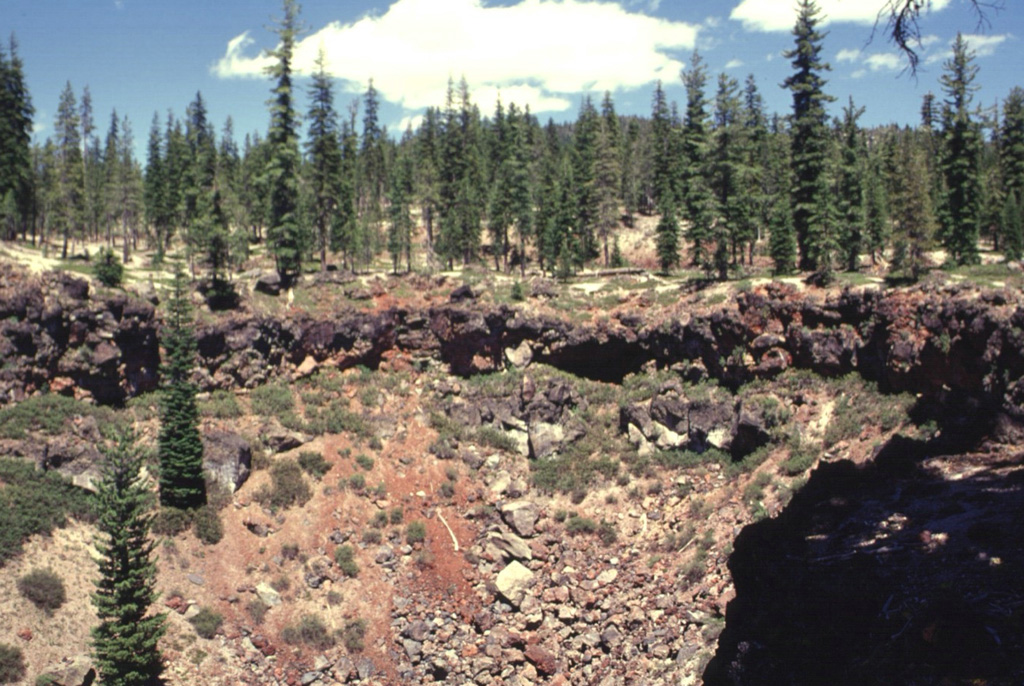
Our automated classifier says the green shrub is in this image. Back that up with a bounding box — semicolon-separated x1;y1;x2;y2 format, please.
199;390;242;419
305;403;372;437
566;515;598;535
354;454;374;471
152;506;192;536
472;426;519;453
361;529;381;545
250;384;294;417
597;520;618;545
246;599;269;624
259;460;311;509
782;433;820;476
333;545;359;578
192;505;223;545
348;473;366;491
282;613;334;650
438;481;455;499
189;606;224;639
510;281;525;301
0;643;26;683
0;395;98;439
370;510;388;529
17;569;66;612
389;507;404;525
297;451;332;480
35;674;58;686
0;458;95;565
406;520;427;544
341;618;367;653
93;247;124;287
270;575;290;592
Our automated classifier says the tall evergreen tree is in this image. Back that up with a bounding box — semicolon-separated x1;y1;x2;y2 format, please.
783;0;835;273
594;97;622;266
158;264;205;510
938;32;982;265
54;82;84;258
891;144;936;280
0;36;34;240
710;72;749;280
837;97;866;271
387;129;415;273
91;429;166;686
1002;190;1023;261
264;0;304;283
680;52;716;269
863;152;891;265
80;86;104;243
655;202;680;273
1000;87;1024;210
649;81;676;212
305;49;343;272
359;79;387;264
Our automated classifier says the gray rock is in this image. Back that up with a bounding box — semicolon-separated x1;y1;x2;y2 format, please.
485;531;533;561
402;620;431;642
527;421;564;460
504;341;533;369
500;500;540;537
403;638;423;662
255;582;281;607
495;560;535;608
187;573;205;586
202;430;252;492
254;271;282;296
263;428;309;453
355;656;376;680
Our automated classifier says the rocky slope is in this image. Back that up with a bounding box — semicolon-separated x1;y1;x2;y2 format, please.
2;264;1023;685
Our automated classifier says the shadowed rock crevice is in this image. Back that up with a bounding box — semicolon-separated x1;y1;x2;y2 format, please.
704;433;1024;685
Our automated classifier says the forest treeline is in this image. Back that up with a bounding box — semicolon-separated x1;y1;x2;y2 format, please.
2;0;1024;286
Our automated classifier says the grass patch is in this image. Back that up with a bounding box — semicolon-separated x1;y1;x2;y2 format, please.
188;607;224;639
17;569;66;612
253;459;311;510
0;394;116;439
250;383;294;417
297;451;332;480
282;613;334;650
199;390;242;419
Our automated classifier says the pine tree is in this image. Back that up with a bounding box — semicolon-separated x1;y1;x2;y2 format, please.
387;129;414;273
891;145;936;280
594;98;621;267
54;82;84;258
681;52;716;269
415;107;442;262
359;79;387;264
837;97;866;271
655;202;680;274
91;429;166;686
863;153;891;265
264;0;304;283
184;92;228;283
1001;87;1024;210
158;264;205;510
506;103;535;276
711;72;748;280
769;194;797;274
783;0;835;272
1002;190;1023;261
649;81;676;212
572;96;600;263
305;49;343;272
938;33;982;265
80;86;104;244
0;36;34;241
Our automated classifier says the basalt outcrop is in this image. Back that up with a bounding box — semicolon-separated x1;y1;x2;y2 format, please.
4;267;1024;432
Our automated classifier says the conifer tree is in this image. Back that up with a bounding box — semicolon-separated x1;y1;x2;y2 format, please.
264;0;304;283
594;102;622;267
158;264;205;510
863;153;890;265
891;145;936;280
711;72;748;280
91;429;166;686
387;129;414;273
359;79;387;263
506;103;535;276
938;32;982;265
783;0;835;272
1002;190;1023;261
649;81;676;212
0;36;34;241
837;97;866;271
680;52;715;269
54;82;84;258
656;202;680;274
305;49;342;272
415;107;442;261
1001;87;1024;210
80;86;104;243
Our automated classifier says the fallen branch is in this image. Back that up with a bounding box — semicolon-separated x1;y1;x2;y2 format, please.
437;509;459;552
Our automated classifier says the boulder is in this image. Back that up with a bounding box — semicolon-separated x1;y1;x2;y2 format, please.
255;582;281;607
202;430;252;492
500;500;540;537
254;271;282;296
528;421;564;460
505;341;533;369
41;655;96;686
495;560;535;607
485;531;533;561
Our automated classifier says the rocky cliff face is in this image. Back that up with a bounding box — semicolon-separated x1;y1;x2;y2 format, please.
5;268;1024;432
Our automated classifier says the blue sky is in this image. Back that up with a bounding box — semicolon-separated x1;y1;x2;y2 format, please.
5;0;1020;160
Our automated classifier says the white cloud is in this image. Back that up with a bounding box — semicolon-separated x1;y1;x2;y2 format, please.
924;32;1010;65
836;48;861;63
731;0;952;32
864;52;903;71
213;0;698;115
724;59;744;69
